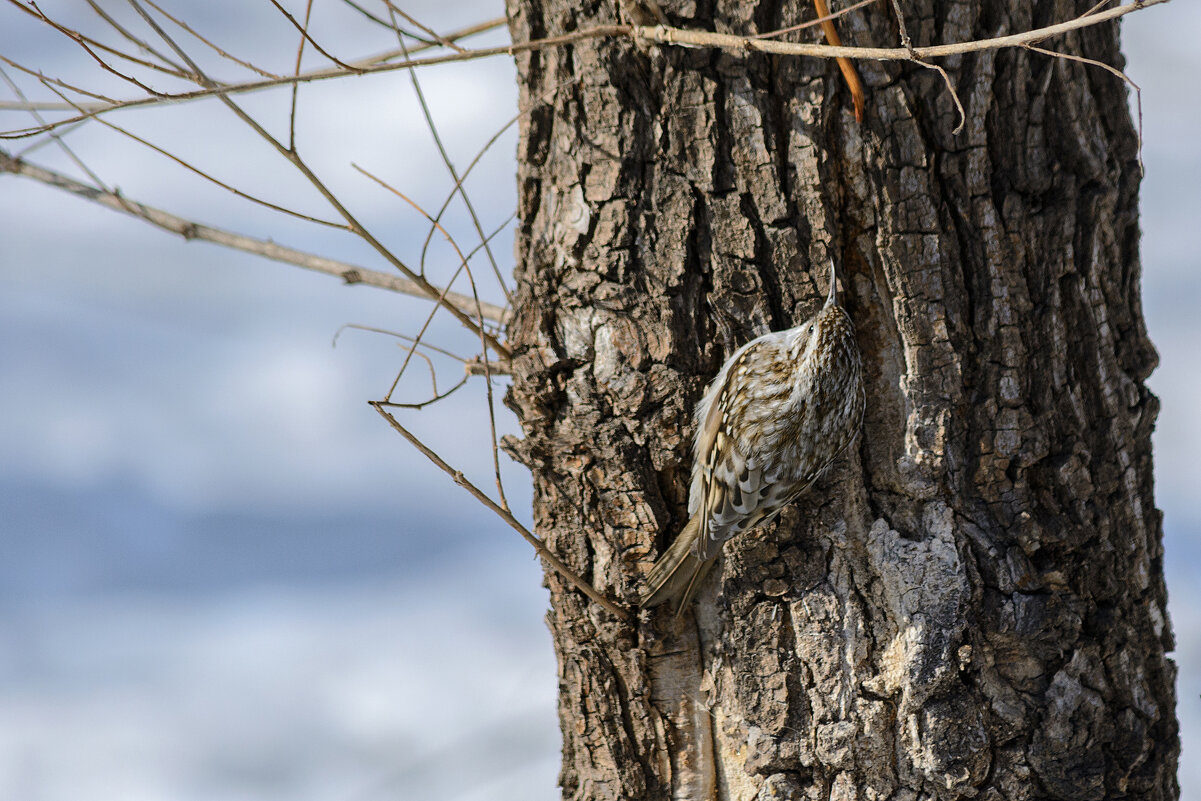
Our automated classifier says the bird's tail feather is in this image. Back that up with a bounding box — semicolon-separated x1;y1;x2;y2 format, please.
640;515;715;613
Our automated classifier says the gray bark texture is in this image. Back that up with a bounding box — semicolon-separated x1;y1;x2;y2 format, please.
502;1;1178;799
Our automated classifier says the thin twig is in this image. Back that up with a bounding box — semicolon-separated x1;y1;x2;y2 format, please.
342;323;479;410
888;0;913;51
25;0;167;97
336;0;395;32
137;0;283;80
339;324;474;410
11;0;187;80
1023;41;1143;173
264;0;361;73
383;2;467;53
418;80;576;303
84;0;188;76
381;249;474;399
4;2;1166;141
124;4;510;358
352;163;495;388
0;149;507;323
918;58;965;134
885;0;965;134
631;1;1168;59
334;324;474;364
289;0;315;151
42;80;345;228
354;162;511;510
755;0;877;40
14;120;88;158
396;31;511;301
813;0;865;122
340;16;507;66
0;51;119;107
371;403;632;621
374;375;470;409
0;65;107;190
0;100;81;110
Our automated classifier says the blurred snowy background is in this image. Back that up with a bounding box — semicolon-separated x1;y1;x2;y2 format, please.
0;2;1196;800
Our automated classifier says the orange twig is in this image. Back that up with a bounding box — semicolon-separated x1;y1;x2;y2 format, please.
812;0;865;122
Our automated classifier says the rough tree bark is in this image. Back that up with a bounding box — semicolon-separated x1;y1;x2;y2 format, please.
502;1;1178;799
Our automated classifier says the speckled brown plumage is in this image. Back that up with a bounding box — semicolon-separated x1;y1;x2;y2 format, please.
641;262;865;611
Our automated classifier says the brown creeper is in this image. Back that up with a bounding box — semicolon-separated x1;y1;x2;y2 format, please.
640;261;865;611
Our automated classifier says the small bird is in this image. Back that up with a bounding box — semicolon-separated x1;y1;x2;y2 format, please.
640;260;865;612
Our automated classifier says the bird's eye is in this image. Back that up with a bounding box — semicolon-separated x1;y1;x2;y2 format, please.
807;324;815;335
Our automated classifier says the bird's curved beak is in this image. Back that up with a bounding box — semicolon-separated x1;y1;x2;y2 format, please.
826;258;838;307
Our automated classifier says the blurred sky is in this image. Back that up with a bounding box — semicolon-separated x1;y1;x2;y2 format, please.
0;2;1197;800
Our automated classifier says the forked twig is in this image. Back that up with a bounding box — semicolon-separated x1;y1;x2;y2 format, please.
25;0;166;97
886;0;965;134
84;0;188;76
263;0;361;72
0;65;106;190
137;0;283;79
353;162;511;510
371;402;632;621
418;78;577;301
383;1;467;53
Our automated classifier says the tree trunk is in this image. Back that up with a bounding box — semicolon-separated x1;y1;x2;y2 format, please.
503;1;1178;799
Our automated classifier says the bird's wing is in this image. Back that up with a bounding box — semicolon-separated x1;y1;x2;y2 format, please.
689;337;784;561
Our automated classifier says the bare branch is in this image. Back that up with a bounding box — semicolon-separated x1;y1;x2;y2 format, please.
0;149;507;324
382;2;468;53
0;51;119;106
0;64;107;189
22;0;167;97
340;324;475;409
120;4;511;359
633;0;1169;59
137;0;284;80
371;402;633;621
354;161;512;509
85;0;188;76
335;324;475;364
395;30;511;301
3;1;1166;141
334;16;507;66
288;0;314;150
884;0;965;134
917;58;966;134
40;79;345;228
336;0;396;32
263;0;361;73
